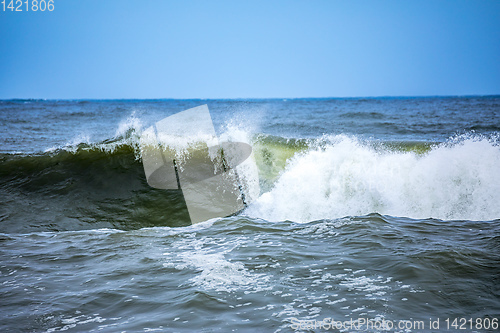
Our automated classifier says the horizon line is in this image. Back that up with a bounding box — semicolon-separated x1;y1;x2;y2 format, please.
1;94;500;101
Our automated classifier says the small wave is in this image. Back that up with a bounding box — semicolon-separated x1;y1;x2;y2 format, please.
339;111;386;119
467;124;500;132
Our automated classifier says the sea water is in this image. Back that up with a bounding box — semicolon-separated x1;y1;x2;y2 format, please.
1;97;499;332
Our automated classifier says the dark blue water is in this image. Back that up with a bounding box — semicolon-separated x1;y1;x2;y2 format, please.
2;96;499;153
1;97;499;332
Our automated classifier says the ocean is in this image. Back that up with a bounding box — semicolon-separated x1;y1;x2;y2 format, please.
1;97;499;332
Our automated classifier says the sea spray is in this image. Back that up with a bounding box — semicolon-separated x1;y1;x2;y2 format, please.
245;134;500;221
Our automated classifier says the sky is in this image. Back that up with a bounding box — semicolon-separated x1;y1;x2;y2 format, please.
0;0;499;99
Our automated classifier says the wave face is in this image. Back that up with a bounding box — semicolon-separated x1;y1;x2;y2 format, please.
0;144;192;233
247;135;500;222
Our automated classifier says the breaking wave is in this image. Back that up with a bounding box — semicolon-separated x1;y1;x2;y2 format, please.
1;117;499;233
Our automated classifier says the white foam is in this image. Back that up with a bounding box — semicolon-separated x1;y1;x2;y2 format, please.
44;112;144;156
163;237;270;292
246;134;500;221
114;112;143;139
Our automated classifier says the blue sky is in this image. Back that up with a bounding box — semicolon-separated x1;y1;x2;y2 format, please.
1;0;499;99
